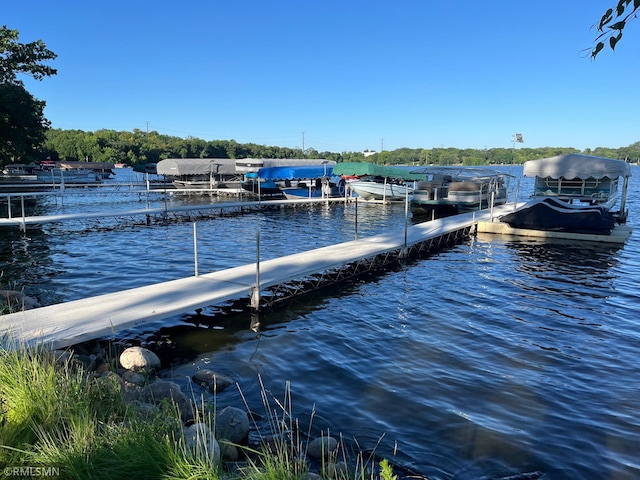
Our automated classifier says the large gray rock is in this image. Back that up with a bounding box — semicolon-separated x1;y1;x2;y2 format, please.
119;346;161;372
192;369;233;393
122;370;148;386
307;436;338;459
140;380;194;421
215;406;250;444
0;290;40;310
184;422;220;462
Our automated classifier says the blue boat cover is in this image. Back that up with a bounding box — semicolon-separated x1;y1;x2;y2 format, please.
257;165;334;180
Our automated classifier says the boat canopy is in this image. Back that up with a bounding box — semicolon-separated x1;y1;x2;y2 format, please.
332;162;425;180
410;166;510;179
58;161;115;170
258;164;334;180
523;154;632;180
236;158;336;172
156;158;237;176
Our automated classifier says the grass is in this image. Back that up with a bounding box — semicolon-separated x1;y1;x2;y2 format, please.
0;344;398;480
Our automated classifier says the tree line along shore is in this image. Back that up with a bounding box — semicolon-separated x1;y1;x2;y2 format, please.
4;127;640;171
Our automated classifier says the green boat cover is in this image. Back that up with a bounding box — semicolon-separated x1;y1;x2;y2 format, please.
332;162;425;180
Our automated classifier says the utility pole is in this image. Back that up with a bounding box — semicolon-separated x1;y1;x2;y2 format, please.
302;132;305;156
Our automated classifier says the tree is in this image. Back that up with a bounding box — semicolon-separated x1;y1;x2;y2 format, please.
590;1;640;58
0;25;57;84
0;83;49;163
0;26;57;166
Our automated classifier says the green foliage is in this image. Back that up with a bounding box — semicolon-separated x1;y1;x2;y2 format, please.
0;26;56;166
41;128;332;166
33;128;640;171
0;83;50;164
0;349;402;480
379;459;397;480
589;1;640;58
0;345;221;480
0;25;57;85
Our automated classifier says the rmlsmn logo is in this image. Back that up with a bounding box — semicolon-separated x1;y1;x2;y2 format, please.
4;466;61;477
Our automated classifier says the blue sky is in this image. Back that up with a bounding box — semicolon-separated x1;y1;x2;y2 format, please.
6;1;639;153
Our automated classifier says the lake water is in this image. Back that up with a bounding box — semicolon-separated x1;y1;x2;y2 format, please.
1;166;639;479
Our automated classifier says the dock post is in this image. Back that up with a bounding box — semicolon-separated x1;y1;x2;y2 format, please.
251;230;261;310
354;197;358;240
60;170;65;206
250;312;260;332
619;175;630;222
401;184;409;258
145;173;150;206
193;222;199;276
489;191;495;220
20;196;26;232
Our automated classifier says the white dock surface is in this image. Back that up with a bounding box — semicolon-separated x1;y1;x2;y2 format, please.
0;197;346;228
1;206;510;350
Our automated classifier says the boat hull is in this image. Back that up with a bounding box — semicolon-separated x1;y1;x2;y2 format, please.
241;179;282;196
499;198;617;235
173;180;242;190
282;185;343;200
348;181;413;201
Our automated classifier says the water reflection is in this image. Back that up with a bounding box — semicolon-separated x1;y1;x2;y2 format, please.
0;226;55;301
136;285;355;368
499;236;622;275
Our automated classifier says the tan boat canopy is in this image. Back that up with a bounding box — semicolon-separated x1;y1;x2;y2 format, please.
523;154;632;180
156;158;237;176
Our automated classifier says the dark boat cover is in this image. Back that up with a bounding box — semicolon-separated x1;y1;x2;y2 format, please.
500;198;616;235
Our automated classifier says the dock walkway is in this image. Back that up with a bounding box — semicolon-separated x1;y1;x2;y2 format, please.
0;205;513;350
0;197;346;230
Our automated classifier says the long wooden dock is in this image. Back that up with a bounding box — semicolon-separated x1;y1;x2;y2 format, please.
0;205;513;350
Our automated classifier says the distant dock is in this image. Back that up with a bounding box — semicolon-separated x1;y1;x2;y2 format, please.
0;205;513;350
0;196;348;231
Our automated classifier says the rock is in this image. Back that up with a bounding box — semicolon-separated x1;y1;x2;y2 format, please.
52;349;74;366
184;422;220;462
140;380;194;422
119;346;161;372
92;354;109;373
73;354;96;372
307;436;338;459
326;461;349;477
94;362;111;375
192;369;233;393
122;381;143;403
122;370;148;386
215;406;250;444
93;371;124;397
219;441;239;461
0;290;40;310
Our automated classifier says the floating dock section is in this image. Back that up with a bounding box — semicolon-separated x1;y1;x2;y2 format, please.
1;205;515;350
